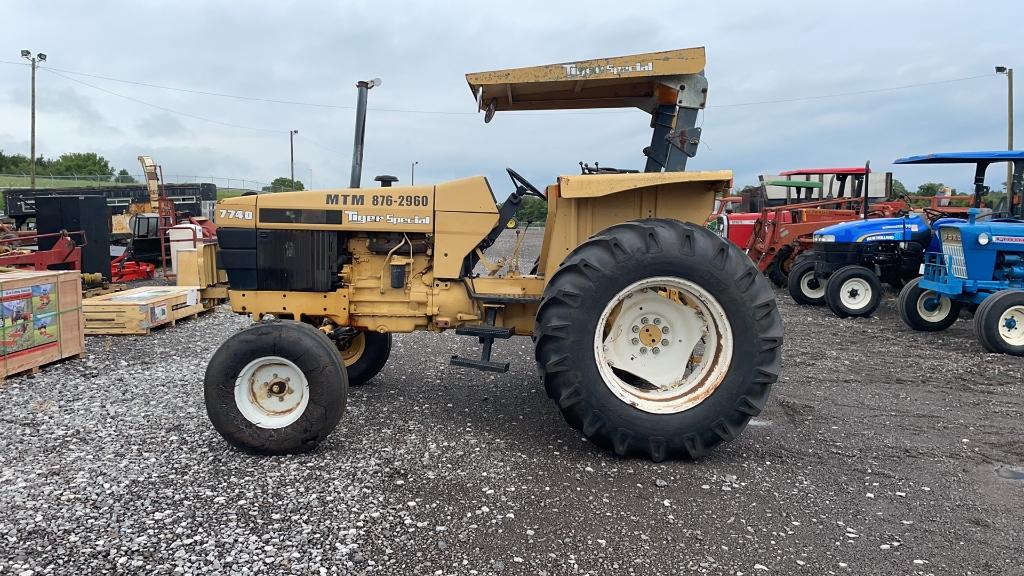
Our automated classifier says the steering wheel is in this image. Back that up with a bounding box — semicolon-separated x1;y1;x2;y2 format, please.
923;207;952;221
506;168;546;201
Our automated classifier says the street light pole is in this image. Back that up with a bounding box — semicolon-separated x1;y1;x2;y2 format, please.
411;161;418;185
21;49;46;189
997;66;1015;193
289;129;298;190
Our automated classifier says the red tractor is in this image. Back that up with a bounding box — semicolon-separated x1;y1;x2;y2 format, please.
712;165;908;286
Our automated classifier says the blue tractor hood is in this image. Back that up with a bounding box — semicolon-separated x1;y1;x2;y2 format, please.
813;214;931;243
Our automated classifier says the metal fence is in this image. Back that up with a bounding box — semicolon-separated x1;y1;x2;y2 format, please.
0;173;303;194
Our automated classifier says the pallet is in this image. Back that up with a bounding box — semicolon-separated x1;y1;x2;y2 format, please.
0;351;85;381
83;285;204;335
83;283;127;299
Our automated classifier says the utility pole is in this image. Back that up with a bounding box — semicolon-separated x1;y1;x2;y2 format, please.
411;161;418;185
997;66;1015;193
21;49;46;189
350;78;381;188
289;129;298;190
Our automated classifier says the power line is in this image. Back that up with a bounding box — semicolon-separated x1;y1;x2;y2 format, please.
41;68;287;134
2;58;997;116
711;73;995;108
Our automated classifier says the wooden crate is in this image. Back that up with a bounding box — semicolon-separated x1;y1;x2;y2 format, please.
177;244;229;306
83;285;205;335
1;270;85;378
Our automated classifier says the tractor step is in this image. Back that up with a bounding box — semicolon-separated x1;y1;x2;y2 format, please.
455;324;515;339
449;355;510;373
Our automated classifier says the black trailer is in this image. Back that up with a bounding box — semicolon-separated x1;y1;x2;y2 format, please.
2;182;217;229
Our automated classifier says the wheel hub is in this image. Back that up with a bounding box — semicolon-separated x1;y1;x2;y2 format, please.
595;277;733;414
996;305;1024;346
234;356;309;429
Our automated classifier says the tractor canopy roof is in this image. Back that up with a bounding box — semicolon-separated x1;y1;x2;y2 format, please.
779;167;869;176
465;48;706;115
762;179;824;189
894;151;1024;164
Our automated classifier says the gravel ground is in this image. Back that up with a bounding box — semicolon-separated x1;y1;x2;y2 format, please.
1;231;1022;576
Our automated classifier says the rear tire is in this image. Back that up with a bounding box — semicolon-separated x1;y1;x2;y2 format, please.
897;277;961;331
534;219;783;461
337;331;392;386
974;290;1024;355
787;258;826;305
825;265;882;318
204;321;347;455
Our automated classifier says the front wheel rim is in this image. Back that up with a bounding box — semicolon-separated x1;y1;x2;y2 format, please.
234;356;310;429
840;277;873;310
338;333;366;367
916;290;952;322
594;276;734;415
997;305;1024;346
800;271;825;299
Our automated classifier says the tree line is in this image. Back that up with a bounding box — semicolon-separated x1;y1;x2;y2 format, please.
0;150;136;182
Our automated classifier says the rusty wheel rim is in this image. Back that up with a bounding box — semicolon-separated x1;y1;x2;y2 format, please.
594;277;734;414
233;356;309;429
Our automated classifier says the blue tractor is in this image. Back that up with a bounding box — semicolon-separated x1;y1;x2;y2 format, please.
896;152;1024;354
787;168;974;318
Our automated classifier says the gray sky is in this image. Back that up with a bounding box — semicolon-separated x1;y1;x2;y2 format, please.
1;0;1020;196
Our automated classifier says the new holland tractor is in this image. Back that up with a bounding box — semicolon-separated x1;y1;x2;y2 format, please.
204;48;783;461
896;152;1024;353
787;152;996;318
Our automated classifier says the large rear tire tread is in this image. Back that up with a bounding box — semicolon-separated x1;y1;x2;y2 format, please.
825;265;882;319
534;219;783;462
897;277;961;332
204;320;347;455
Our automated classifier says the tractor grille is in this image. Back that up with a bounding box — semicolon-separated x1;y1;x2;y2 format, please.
939;227;967;279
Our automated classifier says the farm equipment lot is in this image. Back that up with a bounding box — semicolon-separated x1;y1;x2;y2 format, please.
1;233;1022;576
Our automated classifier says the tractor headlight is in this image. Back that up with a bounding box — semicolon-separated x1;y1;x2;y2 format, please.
814;234;836;243
978;232;991;246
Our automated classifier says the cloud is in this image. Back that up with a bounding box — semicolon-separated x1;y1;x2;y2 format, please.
0;0;1019;193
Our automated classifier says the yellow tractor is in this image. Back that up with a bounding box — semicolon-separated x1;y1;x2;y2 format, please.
205;48;783;461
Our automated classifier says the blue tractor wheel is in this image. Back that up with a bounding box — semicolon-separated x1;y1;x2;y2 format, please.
974;290;1024;356
897;277;961;332
825;265;882;318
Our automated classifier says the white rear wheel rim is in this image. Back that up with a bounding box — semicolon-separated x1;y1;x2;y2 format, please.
594;277;734;415
916;290;951;322
800;271;825;299
234;356;309;429
997;305;1024;346
840;277;872;310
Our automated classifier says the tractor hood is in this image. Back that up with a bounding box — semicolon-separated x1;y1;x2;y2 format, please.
813;214;929;243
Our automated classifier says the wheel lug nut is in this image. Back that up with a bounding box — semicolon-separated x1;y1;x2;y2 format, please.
632;325;640;333
631;337;640;345
641;317;649;324
639;348;648;355
653;318;661;325
652;347;661;355
662;326;670;334
661;339;669;346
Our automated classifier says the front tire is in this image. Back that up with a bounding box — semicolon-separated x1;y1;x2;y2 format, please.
897;277;961;331
204;321;347;454
974;290;1024;355
337;331;392;386
825;265;882;318
787;257;826;305
766;245;794;287
534;219;783;461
